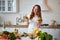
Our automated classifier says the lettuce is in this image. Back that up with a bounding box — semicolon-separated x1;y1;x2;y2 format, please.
39;32;53;40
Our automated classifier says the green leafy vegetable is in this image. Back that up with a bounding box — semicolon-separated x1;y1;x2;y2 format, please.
39;32;53;40
10;33;16;40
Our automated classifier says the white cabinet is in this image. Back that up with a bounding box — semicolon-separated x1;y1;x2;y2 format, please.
0;0;19;13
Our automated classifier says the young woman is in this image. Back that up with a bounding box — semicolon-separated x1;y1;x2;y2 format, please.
27;4;42;34
24;4;42;34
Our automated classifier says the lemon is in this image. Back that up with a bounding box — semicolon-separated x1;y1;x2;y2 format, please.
33;29;41;35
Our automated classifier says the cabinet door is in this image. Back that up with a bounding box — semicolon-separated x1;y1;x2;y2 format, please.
0;0;5;11
7;0;13;11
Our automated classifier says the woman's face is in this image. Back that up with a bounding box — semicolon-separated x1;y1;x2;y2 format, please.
33;6;39;15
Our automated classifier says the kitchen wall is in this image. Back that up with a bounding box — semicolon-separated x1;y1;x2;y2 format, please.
0;0;60;25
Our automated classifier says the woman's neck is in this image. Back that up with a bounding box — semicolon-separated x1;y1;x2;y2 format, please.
34;15;38;17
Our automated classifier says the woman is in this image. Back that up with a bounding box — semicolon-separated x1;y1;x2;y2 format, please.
27;4;42;34
24;4;42;34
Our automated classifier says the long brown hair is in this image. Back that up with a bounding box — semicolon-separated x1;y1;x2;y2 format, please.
30;5;42;20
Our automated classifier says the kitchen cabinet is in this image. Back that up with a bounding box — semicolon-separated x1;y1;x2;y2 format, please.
0;0;19;13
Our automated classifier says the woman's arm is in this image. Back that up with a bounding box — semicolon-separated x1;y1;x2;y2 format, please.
25;19;29;25
37;17;42;27
23;16;29;25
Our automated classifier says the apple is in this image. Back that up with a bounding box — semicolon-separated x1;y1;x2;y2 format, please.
5;34;10;39
7;34;10;38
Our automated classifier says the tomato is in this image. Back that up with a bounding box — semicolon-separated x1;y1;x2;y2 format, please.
0;35;3;39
